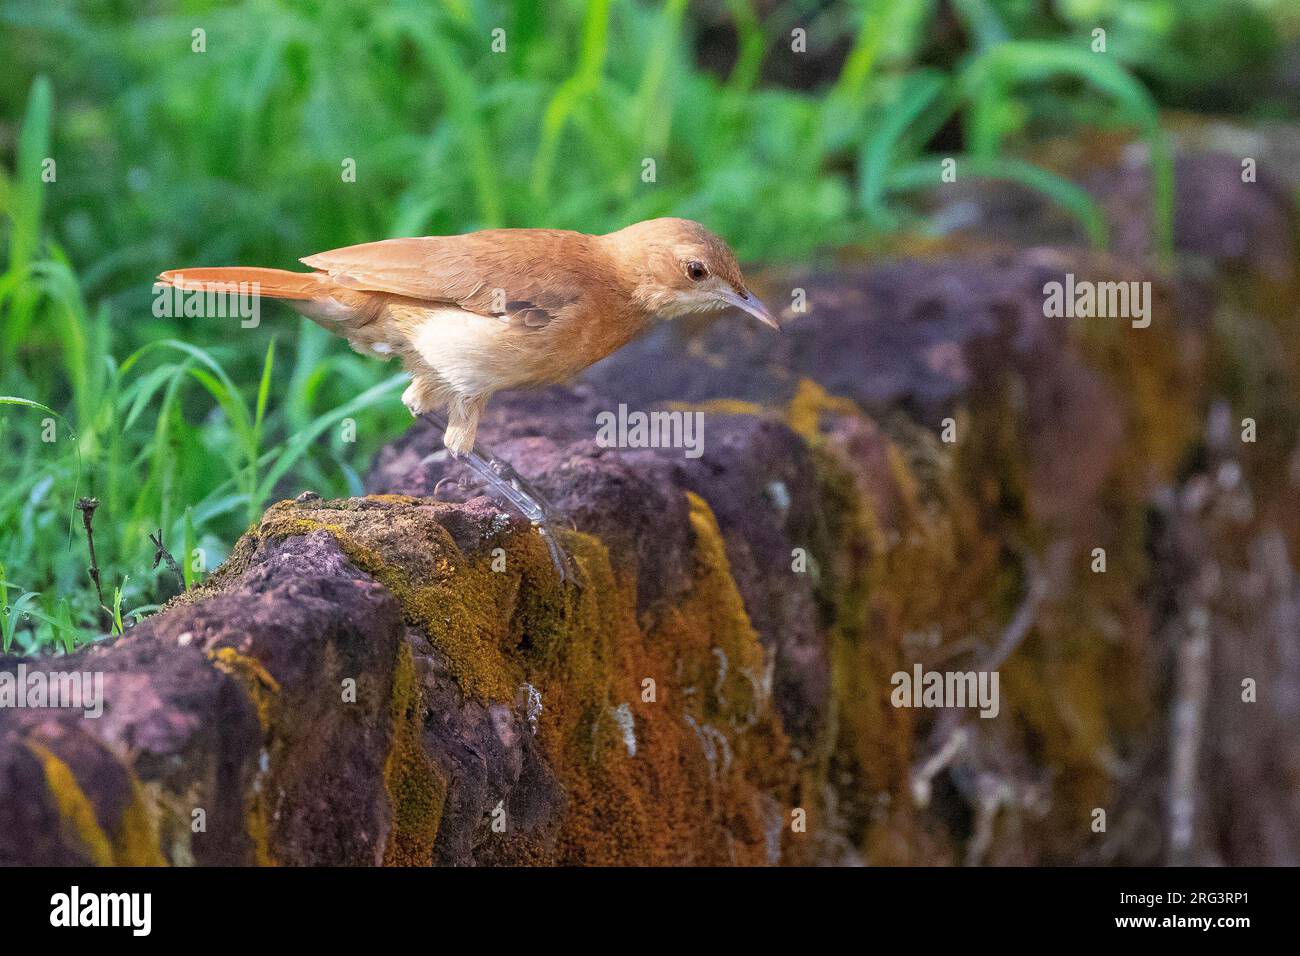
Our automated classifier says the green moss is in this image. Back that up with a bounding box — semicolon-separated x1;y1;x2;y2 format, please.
536;491;794;865
257;499;537;702
382;642;446;866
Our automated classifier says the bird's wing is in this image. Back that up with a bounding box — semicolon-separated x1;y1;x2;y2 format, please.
300;232;596;329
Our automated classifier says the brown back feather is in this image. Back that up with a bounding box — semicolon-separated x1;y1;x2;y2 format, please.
298;230;608;322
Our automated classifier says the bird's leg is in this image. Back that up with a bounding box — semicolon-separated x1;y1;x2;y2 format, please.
480;453;574;529
419;412;567;522
456;448;573;582
419;412;575;582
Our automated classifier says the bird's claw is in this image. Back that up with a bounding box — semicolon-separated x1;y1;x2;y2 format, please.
432;475;470;500
461;454;579;586
507;476;575;531
489;459;572;528
419;412;578;585
534;521;581;586
510;483;580;585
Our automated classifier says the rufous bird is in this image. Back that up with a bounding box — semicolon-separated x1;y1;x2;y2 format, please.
157;217;778;579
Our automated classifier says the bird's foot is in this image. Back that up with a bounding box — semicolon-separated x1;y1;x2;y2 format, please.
484;455;575;531
431;474;474;500
420;412;578;584
486;473;579;585
484;464;579;583
491;486;580;586
533;520;581;585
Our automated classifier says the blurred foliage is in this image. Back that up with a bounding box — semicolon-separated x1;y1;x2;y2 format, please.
1053;0;1294;114
0;0;1295;651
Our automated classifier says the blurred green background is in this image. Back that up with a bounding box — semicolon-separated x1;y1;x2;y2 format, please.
1;0;1298;652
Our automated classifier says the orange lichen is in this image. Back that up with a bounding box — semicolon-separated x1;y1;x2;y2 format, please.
27;741;167;866
28;742;114;866
208;646;280;731
785;378;860;442
203;647;280;865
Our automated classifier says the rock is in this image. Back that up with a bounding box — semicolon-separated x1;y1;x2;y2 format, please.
1;148;1297;864
0;637;261;866
912;147;1298;288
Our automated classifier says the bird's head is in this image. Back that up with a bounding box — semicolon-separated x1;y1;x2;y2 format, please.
603;218;779;330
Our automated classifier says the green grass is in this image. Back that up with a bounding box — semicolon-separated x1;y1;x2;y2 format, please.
0;0;1293;652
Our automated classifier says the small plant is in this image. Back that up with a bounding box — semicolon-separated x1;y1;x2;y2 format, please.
0;564;40;654
109;575;129;637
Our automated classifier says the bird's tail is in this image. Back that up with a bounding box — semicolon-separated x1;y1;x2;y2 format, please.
156;267;328;301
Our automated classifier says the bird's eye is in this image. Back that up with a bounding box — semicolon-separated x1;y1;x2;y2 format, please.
685;260;709;282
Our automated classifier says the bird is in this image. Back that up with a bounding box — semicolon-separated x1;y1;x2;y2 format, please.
156;217;779;581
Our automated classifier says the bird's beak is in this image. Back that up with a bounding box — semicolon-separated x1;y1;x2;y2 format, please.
718;289;780;331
